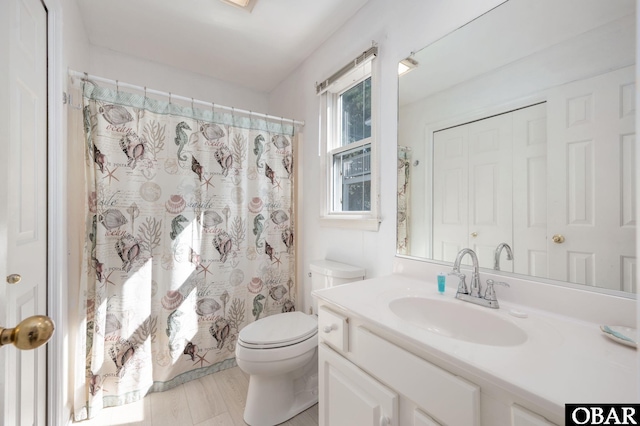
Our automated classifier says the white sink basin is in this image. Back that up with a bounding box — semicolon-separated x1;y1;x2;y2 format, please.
389;297;528;346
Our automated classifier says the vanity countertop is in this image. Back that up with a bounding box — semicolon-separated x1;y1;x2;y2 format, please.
313;274;638;415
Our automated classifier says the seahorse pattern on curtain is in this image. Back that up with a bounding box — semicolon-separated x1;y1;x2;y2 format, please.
397;146;411;254
73;82;297;420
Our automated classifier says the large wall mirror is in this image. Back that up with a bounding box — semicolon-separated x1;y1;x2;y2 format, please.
397;0;636;296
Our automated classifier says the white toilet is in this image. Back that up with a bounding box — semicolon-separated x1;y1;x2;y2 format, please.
235;259;365;426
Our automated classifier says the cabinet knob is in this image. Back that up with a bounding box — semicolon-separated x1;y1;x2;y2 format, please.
470;232;478;238
323;325;333;333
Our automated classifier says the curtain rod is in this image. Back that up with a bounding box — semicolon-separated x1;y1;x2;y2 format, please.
67;69;305;127
315;44;378;95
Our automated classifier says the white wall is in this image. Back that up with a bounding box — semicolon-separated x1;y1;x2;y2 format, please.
61;0;90;70
56;0;90;422
267;0;505;313
87;46;269;113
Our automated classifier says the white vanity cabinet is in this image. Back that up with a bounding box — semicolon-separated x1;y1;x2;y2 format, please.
317;303;559;426
511;405;558;426
318;305;479;426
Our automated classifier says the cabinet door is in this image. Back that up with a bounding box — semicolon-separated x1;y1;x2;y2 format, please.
415;409;441;426
319;343;398;426
512;404;558;426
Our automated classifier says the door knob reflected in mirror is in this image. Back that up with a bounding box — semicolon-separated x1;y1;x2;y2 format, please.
0;315;55;350
6;274;21;284
552;234;565;244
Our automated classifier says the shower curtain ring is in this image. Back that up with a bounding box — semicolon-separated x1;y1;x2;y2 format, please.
144;86;147;97
191;98;195;111
169;92;172;104
116;80;119;93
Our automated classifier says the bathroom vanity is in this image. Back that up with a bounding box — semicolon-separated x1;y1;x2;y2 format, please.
312;259;637;426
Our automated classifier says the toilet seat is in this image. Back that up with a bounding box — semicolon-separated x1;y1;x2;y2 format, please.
238;311;318;349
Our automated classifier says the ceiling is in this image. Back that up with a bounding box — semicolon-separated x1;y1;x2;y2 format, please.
77;0;370;93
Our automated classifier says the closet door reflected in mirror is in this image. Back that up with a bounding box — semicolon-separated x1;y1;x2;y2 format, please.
433;108;515;271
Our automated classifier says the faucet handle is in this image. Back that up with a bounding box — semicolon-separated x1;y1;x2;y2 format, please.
448;271;468;294
484;279;510;301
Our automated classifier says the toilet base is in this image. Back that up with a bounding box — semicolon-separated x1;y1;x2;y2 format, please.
242;355;318;426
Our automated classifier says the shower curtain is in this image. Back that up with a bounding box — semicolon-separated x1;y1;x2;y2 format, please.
72;80;298;420
397;146;411;254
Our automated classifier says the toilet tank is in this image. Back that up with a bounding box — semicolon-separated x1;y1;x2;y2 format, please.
310;259;365;292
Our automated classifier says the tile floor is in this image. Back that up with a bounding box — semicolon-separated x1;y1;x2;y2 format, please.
73;367;319;426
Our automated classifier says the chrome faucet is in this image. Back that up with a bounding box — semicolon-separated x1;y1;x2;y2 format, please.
451;248;481;298
450;248;510;309
493;243;513;271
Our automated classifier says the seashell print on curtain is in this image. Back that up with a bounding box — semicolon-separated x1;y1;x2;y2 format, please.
73;82;298;421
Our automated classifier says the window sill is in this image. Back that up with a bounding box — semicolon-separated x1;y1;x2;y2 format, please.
319;215;380;231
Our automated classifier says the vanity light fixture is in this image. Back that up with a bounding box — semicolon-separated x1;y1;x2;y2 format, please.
219;0;257;12
398;55;418;76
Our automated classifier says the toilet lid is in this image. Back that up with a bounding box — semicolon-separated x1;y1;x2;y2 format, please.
239;312;317;348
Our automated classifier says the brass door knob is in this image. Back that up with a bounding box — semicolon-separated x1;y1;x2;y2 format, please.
0;315;55;350
552;234;565;244
471;232;478;238
6;274;21;284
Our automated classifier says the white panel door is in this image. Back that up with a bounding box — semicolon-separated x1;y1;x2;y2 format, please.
467;113;513;268
0;0;49;424
433;125;469;262
547;66;636;290
319;343;398;426
512;103;548;277
433;112;513;269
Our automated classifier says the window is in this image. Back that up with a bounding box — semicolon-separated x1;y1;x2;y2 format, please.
334;144;371;211
333;77;371;212
317;47;379;230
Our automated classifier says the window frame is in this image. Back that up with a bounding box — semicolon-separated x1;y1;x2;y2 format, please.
319;57;380;231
